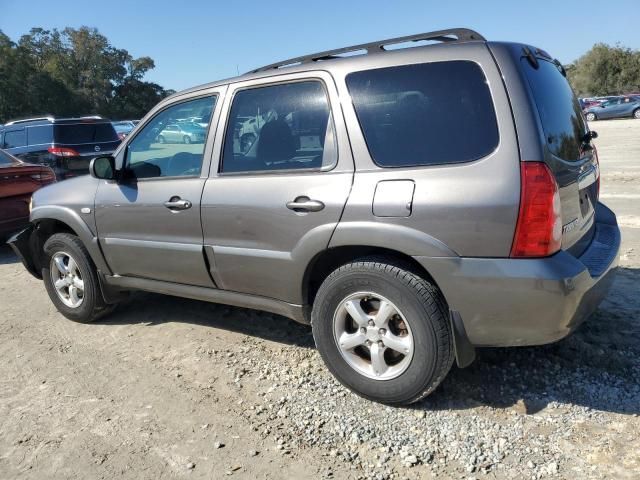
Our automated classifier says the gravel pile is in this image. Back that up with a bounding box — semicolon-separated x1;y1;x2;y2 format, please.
211;299;640;479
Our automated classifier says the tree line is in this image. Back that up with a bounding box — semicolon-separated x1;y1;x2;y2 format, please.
567;43;640;97
2;27;639;124
0;27;174;123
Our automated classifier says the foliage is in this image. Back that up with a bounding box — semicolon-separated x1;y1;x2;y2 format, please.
0;27;172;123
567;43;640;97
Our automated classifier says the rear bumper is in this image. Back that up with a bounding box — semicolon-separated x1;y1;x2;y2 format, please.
415;202;620;347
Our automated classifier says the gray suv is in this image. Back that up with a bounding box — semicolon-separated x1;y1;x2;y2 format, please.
8;29;621;405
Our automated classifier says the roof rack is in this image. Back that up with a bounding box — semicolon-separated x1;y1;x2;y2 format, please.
4;115;106;126
247;28;485;74
4;116;56;126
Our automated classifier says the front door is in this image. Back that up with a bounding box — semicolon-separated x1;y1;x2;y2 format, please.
95;91;224;287
201;74;354;304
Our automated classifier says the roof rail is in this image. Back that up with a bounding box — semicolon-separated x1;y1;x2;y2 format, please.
4;116;56;126
247;28;485;74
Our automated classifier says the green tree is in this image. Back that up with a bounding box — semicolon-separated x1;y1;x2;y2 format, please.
567;43;640;96
0;26;171;123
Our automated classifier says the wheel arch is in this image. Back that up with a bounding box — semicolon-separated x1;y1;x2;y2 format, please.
303;245;442;307
30;206;112;275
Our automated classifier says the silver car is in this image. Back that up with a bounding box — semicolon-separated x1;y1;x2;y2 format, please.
9;28;620;405
157;123;206;144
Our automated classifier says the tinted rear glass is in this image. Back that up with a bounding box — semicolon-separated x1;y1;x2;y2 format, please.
53;123;119;144
346;61;499;167
521;58;587;161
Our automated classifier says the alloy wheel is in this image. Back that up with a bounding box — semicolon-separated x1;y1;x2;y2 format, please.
333;292;414;380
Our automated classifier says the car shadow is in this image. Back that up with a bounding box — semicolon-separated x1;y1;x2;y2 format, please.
98;266;639;416
96;291;315;349
0;244;18;265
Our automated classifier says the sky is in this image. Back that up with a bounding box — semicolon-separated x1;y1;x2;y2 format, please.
2;0;639;92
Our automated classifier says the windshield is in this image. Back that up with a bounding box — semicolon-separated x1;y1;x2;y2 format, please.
521;58;588;161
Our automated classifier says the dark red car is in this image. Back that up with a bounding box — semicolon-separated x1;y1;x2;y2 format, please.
0;149;55;239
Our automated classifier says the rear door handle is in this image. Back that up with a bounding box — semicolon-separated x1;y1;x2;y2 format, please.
164;197;192;210
286;197;325;212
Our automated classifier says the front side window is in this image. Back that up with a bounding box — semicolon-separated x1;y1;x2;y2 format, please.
221;81;337;173
3;129;26;149
126;96;216;179
346;61;499;167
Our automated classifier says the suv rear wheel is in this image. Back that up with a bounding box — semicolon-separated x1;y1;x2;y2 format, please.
42;233;115;323
312;259;454;405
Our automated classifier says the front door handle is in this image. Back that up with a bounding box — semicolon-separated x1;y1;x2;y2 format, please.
164;197;192;210
286;197;325;212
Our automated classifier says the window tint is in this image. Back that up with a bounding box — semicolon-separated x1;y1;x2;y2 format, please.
126;96;215;179
346;61;499;167
53;123;119;144
521;58;587;161
27;125;53;145
221;81;336;173
3;129;26;149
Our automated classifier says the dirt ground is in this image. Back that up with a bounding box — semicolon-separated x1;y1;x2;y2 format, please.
0;119;638;480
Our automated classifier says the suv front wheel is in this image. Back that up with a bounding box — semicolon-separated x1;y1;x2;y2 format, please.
42;233;115;323
312;259;454;405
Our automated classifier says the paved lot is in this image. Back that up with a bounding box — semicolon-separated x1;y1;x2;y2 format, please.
0;119;638;479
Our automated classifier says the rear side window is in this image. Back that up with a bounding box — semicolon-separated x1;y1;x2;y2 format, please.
221;81;337;173
3;129;26;149
53;123;119;144
27;125;53;145
521;58;587;161
346;61;499;167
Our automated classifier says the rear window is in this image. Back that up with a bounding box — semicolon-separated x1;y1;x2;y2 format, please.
521;58;587;161
346;61;499;167
53;123;119;144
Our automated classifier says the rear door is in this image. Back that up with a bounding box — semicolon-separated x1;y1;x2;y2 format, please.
201;72;354;304
95;90;224;287
519;55;598;255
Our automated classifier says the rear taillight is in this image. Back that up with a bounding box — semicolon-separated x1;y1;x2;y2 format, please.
48;146;80;157
30;171;56;182
510;162;562;258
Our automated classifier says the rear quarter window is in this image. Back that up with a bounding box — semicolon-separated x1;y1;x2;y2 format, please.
346;61;499;167
521;58;587;161
27;125;53;145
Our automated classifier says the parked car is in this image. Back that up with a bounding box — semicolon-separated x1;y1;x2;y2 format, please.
8;28;620;405
0;116;121;180
585;96;640;121
0;149;55;239
112;121;136;140
156;123;206;144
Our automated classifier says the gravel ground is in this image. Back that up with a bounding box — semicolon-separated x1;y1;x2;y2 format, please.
0;119;638;479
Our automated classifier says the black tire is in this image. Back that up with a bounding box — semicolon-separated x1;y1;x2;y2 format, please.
586;112;597;122
42;233;115;323
183;135;191;144
312;258;454;405
157;135;165;144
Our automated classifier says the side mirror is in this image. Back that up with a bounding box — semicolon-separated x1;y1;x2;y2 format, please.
90;155;116;180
